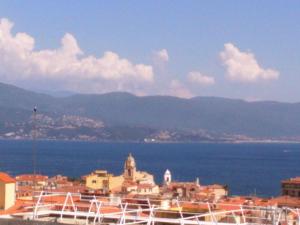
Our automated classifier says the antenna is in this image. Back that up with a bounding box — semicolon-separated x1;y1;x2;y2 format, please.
32;106;37;200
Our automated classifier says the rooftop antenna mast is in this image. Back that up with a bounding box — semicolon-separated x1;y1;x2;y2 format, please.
32;106;37;200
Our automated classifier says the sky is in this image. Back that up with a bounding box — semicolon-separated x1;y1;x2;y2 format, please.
0;1;299;102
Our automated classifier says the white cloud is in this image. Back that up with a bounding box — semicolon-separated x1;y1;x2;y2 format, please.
168;79;193;98
220;43;279;82
154;49;169;62
0;18;154;93
188;71;215;85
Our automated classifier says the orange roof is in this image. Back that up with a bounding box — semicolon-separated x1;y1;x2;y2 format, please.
0;199;32;215
15;174;48;182
54;186;85;193
282;177;300;184
270;196;300;207
0;172;15;183
181;202;209;211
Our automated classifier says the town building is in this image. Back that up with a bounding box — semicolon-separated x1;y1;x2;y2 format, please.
85;170;124;194
15;174;49;198
0;172;16;210
197;184;228;201
121;153;159;195
281;177;300;197
162;181;202;200
123;153;156;185
84;153;159;196
46;174;74;190
161;170;228;202
15;174;48;190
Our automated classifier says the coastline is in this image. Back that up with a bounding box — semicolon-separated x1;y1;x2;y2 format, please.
1;137;300;144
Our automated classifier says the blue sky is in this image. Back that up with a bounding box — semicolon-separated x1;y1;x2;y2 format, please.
0;1;299;102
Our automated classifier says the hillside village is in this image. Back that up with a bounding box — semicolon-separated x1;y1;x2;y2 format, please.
1;83;300;143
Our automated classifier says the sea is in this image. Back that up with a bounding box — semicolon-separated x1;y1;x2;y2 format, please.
0;140;300;197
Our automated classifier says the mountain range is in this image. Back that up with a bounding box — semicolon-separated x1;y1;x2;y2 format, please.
1;82;300;142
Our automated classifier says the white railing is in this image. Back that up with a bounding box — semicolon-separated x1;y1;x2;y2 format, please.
18;192;300;225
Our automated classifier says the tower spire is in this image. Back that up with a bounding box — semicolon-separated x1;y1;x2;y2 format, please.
124;153;136;181
164;169;171;185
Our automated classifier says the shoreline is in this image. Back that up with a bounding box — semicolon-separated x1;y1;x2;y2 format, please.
1;137;300;144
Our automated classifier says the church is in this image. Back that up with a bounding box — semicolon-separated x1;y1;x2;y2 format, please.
122;153;159;195
85;153;159;195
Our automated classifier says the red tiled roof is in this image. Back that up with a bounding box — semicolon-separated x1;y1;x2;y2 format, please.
270;196;300;207
0;172;15;183
282;177;300;184
15;174;48;182
0;199;32;215
54;186;85;193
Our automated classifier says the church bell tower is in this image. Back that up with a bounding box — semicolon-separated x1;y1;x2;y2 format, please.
124;153;136;181
164;169;172;185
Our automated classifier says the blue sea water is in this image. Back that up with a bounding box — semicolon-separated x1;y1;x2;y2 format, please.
0;140;300;197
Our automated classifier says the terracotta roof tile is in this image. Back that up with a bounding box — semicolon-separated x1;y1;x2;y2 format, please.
15;174;48;182
0;172;15;183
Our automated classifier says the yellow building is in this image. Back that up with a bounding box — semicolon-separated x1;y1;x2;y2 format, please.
0;172;16;210
85;154;158;195
85;170;124;193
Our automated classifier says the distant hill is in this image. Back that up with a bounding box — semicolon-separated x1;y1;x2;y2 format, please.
0;82;300;142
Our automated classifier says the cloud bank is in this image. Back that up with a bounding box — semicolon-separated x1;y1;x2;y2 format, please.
0;18;280;98
220;43;279;82
188;71;215;85
0;18;153;93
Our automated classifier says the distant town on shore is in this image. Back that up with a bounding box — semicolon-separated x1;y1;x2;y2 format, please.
1;82;300;143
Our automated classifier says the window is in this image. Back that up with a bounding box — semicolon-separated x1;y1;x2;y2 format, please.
92;180;97;184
